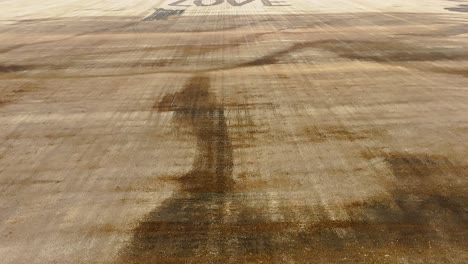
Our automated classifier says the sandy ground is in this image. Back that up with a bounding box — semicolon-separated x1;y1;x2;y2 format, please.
0;0;467;263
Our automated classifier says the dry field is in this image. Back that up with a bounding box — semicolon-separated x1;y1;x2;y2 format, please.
1;0;468;263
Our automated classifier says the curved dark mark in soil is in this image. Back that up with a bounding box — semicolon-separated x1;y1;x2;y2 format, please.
0;82;39;108
304;125;387;142
355;153;468;242
397;24;468;37
242;40;468;67
0;64;32;73
445;4;468;12
429;67;468;78
15;37;468;80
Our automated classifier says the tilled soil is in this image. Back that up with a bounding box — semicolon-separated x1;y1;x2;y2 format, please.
0;0;467;263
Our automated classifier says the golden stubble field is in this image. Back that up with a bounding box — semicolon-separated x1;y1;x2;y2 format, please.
0;0;467;263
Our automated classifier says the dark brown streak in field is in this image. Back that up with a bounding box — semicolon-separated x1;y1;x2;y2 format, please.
347;152;468;247
303;125;387;142
121;75;240;263
241;40;468;67
0;82;39;108
0;64;32;73
22;38;467;80
429;67;468;78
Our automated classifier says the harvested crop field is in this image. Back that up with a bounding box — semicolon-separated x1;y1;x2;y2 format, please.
0;0;467;263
